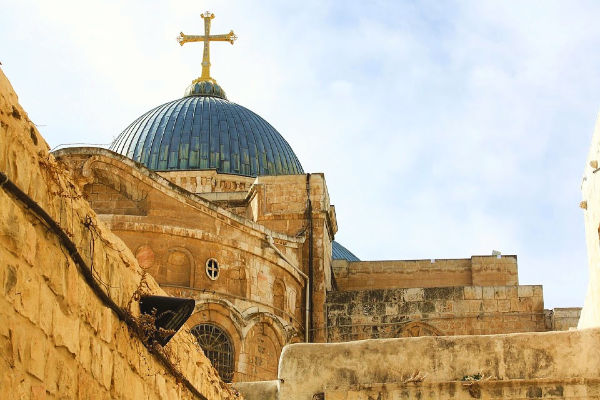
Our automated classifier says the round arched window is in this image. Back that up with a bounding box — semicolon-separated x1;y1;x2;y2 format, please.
205;258;219;280
191;324;234;382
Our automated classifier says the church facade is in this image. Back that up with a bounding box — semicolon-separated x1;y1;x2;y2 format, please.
53;12;580;384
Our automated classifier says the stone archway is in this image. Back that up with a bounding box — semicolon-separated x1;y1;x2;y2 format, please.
135;245;167;283
165;247;194;286
187;301;244;381
190;323;235;382
396;321;444;338
242;322;282;381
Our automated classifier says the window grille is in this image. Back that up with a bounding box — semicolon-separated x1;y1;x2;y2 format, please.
205;258;219;280
191;324;234;382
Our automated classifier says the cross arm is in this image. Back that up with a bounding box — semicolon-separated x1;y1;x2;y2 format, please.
177;31;237;46
208;31;237;44
177;32;202;46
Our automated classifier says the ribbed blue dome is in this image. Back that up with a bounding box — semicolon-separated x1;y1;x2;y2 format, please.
332;241;360;261
110;96;303;177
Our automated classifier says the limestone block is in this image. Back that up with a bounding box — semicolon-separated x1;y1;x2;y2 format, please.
452;300;471;314
30;384;46;400
494;286;507;299
155;373;168;400
510;299;520;312
38;282;54;336
482;286;495;300
519;297;533;312
464;286;482;300
99;307;113;343
440;301;454;313
79;324;92;372
498;300;511;312
166;380;181;400
111;354;127;399
517;285;534;298
38;241;67;298
27;331;46;381
0;303;11;340
52;302;79;356
506;286;518;299
77;369;108;400
43;347;60;395
99;344;113;390
14;265;40;325
403;288;424;302
483;299;498;312
468;300;483;313
57;355;77;398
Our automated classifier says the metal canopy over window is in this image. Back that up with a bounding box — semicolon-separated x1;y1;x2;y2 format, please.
191;324;234;382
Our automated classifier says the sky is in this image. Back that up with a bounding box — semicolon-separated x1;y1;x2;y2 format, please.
1;0;599;309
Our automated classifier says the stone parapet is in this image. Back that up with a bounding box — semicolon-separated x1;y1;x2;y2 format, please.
333;255;518;291
278;329;600;400
548;307;582;331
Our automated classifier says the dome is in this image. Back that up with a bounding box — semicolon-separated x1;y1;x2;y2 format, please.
332;241;360;261
110;94;303;177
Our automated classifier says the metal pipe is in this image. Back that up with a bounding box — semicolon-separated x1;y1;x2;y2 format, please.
265;234;310;342
265;235;307;279
306;173;314;342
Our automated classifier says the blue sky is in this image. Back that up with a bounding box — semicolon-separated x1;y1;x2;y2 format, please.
2;1;599;308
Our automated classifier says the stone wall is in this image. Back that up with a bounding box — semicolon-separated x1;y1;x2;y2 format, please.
248;173;337;342
550;308;582;331
580;112;600;329
333;255;518;291
0;68;240;400
326;285;546;341
278;329;600;400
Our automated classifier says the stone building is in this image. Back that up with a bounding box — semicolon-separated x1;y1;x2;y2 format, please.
48;12;580;385
6;10;600;400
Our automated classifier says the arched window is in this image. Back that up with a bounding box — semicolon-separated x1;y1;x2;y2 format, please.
396;321;444;338
191;324;235;382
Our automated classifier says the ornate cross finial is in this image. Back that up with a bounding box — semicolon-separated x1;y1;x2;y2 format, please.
177;11;237;84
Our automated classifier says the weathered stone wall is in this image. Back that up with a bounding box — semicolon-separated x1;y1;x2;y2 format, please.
326;285;546;341
580;112;600;329
278;329;600;400
550;308;582;331
333;255;518;291
0;69;240;399
232;381;279;400
85;181;148;215
249;173;337;342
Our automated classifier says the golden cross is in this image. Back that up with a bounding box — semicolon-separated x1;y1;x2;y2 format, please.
177;11;237;84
